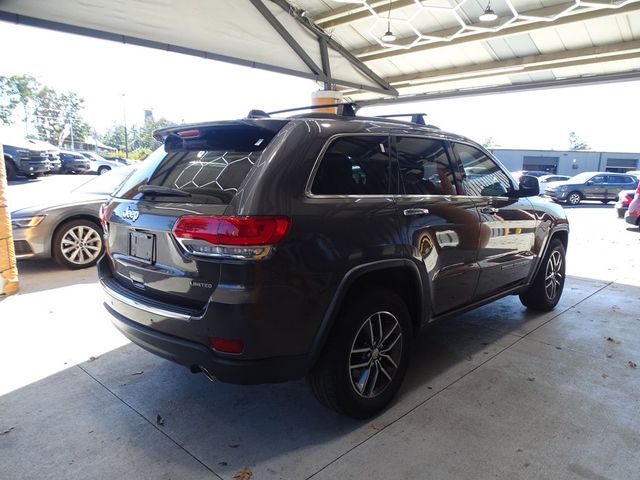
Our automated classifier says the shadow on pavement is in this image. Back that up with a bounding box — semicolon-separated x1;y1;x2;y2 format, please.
0;274;616;479
16;259;97;294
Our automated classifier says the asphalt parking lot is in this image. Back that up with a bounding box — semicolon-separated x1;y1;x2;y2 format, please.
1;176;639;480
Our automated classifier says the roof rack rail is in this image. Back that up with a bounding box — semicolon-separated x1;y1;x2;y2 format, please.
247;103;357;119
376;113;428;126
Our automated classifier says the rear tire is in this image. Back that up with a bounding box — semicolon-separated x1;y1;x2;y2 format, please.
5;160;17;181
566;192;582;205
308;289;413;419
52;219;104;270
520;238;566;311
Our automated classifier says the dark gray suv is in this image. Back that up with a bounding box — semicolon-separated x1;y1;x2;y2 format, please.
544;171;638;205
99;110;569;418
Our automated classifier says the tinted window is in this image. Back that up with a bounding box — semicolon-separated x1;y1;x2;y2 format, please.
312;136;390;195
453;143;512;197
591;175;606;184
113;123;285;204
394;137;456;195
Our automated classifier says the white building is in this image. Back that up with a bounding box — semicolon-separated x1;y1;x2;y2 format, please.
490;149;640;176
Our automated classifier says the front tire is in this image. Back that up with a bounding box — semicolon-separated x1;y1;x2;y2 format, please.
97;166;110;175
566;192;582;205
520;238;566;311
308;289;412;418
52;219;104;269
5;160;17;181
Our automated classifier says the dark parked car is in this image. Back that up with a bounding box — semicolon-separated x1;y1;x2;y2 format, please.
26;139;61;174
11;166;136;269
2;139;50;180
544;172;638;205
59;150;91;174
99;110;569;418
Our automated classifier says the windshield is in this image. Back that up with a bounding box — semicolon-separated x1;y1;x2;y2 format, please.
565;172;595;183
73;165;137;195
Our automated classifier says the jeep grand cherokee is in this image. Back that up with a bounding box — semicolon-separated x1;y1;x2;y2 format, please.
99;109;569;418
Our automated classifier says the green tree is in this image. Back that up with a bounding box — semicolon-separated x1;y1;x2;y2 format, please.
137;117;174;150
0;76;19;125
569;131;589;151
32;87;89;145
12;75;40;135
103;117;174;153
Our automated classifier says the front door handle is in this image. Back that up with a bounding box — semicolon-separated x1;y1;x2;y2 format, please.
480;207;499;214
403;208;430;216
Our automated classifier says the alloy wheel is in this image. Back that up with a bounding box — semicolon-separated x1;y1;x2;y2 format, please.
544;250;563;300
568;193;581;205
60;225;103;265
349;311;403;399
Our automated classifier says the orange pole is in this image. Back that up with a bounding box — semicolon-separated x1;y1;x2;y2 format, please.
311;90;344;114
0;144;19;296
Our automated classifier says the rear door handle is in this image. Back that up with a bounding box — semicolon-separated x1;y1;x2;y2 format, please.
480;207;499;214
403;208;430;216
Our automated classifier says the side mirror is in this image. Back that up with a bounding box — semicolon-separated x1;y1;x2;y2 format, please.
518;175;539;197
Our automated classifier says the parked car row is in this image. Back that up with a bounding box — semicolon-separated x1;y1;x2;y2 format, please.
3;137;129;180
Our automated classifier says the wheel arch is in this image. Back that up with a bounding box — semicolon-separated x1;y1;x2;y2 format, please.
526;226;569;285
307;259;428;369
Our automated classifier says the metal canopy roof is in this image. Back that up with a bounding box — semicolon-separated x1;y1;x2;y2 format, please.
1;0;639;106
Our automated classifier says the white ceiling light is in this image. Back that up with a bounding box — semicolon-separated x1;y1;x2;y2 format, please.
381;1;396;42
479;2;498;21
381;30;397;42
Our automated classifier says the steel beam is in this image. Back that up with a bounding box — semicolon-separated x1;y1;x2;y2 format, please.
270;0;398;95
249;0;326;80
355;71;640;107
319;36;332;90
385;40;640;87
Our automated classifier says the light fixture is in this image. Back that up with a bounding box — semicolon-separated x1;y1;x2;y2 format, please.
381;1;396;42
479;2;498;22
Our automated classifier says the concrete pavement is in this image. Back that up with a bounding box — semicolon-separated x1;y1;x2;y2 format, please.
1;201;639;480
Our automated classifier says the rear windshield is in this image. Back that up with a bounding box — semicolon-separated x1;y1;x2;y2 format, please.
112;122;285;204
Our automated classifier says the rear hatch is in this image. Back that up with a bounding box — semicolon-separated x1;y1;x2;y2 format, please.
103;120;288;312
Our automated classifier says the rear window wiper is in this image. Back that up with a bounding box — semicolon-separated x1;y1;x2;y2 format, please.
138;185;192;197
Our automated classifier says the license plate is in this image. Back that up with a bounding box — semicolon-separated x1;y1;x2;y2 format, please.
129;231;155;263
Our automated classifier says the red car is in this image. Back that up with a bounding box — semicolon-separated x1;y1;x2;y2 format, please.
615;189;635;218
624;184;640;228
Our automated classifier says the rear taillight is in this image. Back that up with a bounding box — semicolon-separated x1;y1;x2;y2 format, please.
173;216;290;259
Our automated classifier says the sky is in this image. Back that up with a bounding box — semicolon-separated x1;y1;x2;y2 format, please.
1;21;639;152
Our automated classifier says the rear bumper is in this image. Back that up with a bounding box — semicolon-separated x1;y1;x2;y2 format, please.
105;302;308;384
